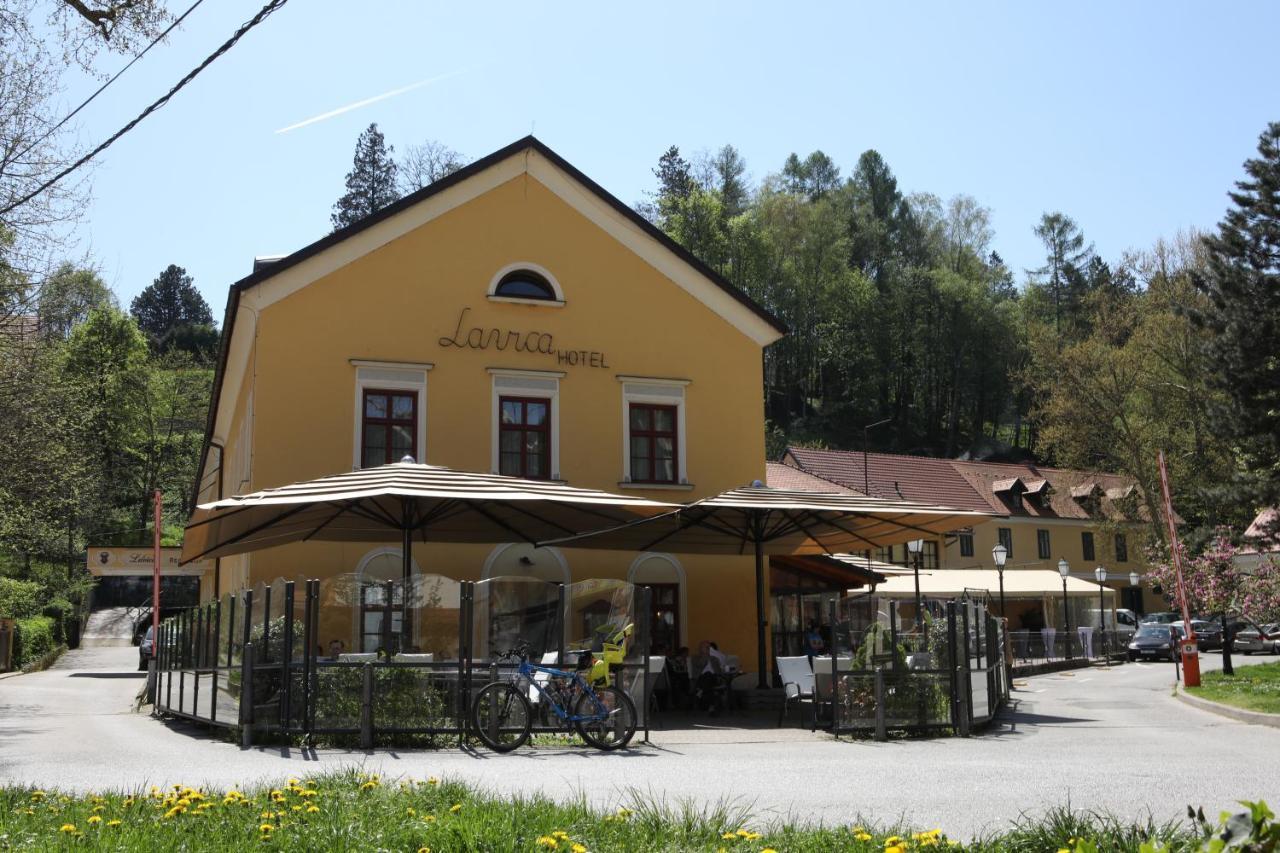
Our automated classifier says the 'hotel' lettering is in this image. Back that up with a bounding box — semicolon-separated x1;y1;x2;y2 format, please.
438;307;607;368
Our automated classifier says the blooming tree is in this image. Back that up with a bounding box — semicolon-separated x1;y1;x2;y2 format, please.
1145;530;1280;621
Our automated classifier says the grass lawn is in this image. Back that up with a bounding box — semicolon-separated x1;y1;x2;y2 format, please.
0;771;1208;852
1187;660;1280;714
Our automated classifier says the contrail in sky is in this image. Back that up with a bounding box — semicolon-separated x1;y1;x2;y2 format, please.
274;70;466;134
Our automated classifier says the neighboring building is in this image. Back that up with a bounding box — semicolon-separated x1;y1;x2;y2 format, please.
780;448;1156;628
1237;508;1280;570
191;136;795;665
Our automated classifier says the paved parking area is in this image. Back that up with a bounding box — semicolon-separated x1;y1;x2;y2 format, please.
1;647;1276;839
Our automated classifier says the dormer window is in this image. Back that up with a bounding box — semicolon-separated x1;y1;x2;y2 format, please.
487;263;565;305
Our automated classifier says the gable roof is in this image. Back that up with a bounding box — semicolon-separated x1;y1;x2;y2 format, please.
782;447;1152;523
191;137;787;508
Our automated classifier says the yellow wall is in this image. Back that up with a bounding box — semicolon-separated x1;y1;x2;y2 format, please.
204;168;770;665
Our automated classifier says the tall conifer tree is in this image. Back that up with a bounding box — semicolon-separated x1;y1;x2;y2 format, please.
331;123;399;230
1195;121;1280;515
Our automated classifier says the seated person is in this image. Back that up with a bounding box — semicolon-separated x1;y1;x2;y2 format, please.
692;640;729;715
804;620;826;659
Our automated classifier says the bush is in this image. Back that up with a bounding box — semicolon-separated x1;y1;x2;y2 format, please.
0;578;42;620
13;616;56;668
41;598;74;645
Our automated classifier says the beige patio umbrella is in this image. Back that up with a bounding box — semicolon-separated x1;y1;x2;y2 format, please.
181;459;676;647
539;482;999;687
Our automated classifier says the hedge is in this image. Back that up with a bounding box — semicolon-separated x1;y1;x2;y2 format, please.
0;578;43;620
13;616;56;669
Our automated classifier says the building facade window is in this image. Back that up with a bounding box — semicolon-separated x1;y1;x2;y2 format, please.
1115;533;1128;562
619;377;688;487
361;388;417;467
1082;531;1096;561
958;529;974;558
998;527;1013;559
487;262;565;305
629;403;677;483
352;361;429;470
1037;529;1051;560
489;369;560;480
923;540;939;570
498;397;550;479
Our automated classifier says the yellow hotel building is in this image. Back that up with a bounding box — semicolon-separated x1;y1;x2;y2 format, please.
192;137;786;665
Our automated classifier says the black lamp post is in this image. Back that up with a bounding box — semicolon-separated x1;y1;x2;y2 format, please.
992;542;1008;620
1095;565;1108;663
1058;558;1072;660
906;538;924;634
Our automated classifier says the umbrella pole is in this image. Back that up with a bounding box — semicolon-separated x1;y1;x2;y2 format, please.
401;523;412;654
755;532;768;690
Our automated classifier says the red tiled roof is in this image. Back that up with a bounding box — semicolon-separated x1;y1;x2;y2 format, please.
782;447;1147;523
991;477;1023;493
1245;508;1278;543
764;461;857;494
782;448;992;511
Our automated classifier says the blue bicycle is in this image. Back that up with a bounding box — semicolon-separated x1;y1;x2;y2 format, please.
470;640;637;752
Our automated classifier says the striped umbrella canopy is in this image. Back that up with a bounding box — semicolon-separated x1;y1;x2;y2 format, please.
181;459;676;566
540;482;999;687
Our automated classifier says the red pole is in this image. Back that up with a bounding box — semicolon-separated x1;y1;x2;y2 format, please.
152;490;162;646
1157;452;1199;686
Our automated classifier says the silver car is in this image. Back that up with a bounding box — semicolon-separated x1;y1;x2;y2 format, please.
1232;623;1279;655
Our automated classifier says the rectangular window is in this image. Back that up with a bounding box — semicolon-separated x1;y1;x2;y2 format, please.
998;527;1013;559
1082;531;1095;562
498;396;551;479
628;403;678;483
1037;529;1051;560
923;540;939;570
958;529;974;558
1115;533;1128;562
361;388;416;468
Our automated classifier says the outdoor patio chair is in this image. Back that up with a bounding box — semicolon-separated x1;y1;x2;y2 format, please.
776;655;815;727
813;670;836;732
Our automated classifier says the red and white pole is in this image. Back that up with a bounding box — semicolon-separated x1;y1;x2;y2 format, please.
1157;452;1199;686
152;490;162;646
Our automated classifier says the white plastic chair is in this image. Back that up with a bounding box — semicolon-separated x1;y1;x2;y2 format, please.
528;651;559;705
776;655;815;727
392;653;434;663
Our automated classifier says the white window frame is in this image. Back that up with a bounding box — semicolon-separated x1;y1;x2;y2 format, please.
486;262;566;307
618;376;690;489
489;368;563;480
351;360;432;470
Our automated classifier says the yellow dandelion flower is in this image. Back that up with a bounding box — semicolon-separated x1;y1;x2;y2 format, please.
423;815;437;823
306;805;320;814
163;806;185;819
30;791;46;801
552;831;570;840
287;778;299;785
259;823;274;833
536;837;559;850
407;807;417;816
123;798;134;807
359;781;378;791
855;833;874;842
299;789;318;798
721;832;737;840
59;823;76;833
449;803;462;813
1057;849;1071;853
762;849;779;853
291;805;302;812
616;808;633;818
87;815;102;825
427;776;440;785
417;848;431;853
885;837;902;846
886;846;905;853
107;820;122;827
571;844;587;853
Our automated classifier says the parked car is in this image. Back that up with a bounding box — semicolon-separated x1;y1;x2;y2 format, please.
1233;623;1280;655
1171;620;1223;651
1127;623;1183;661
1140;612;1181;625
138;625;154;671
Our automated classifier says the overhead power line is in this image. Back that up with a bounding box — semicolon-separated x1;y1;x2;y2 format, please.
1;0;290;218
10;0;208;168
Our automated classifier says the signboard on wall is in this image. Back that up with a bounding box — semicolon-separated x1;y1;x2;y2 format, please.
86;547;212;577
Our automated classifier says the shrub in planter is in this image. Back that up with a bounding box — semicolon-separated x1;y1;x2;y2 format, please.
312;665;454;733
837;622;950;728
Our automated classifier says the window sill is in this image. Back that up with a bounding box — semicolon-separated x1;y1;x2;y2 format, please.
486;295;566;308
618;481;695;491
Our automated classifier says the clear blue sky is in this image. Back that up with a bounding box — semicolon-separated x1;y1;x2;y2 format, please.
60;0;1280;318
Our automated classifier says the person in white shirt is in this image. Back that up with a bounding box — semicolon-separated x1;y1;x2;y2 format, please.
693;640;728;714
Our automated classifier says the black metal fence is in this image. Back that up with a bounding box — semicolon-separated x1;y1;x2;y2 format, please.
153;576;654;747
827;599;1010;737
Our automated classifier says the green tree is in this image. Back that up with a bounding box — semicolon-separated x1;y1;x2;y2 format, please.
1029;212;1094;334
331;123;398;231
1193;120;1280;517
129;263;215;357
36;262;114;339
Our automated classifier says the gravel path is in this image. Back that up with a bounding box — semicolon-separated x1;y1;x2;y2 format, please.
2;646;1276;839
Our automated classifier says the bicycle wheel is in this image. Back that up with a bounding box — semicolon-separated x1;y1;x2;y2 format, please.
573;685;636;750
471;683;532;753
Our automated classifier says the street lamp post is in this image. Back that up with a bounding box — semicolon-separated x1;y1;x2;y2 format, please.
906;538;924;635
1058;558;1072;660
1095;566;1108;664
992;542;1008;621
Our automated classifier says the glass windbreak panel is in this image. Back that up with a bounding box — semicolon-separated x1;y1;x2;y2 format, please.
565;580;636;657
316;573;360;659
472;576;561;663
406;574;462;661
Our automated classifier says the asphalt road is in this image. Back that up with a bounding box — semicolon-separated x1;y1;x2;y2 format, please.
1;646;1276;840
